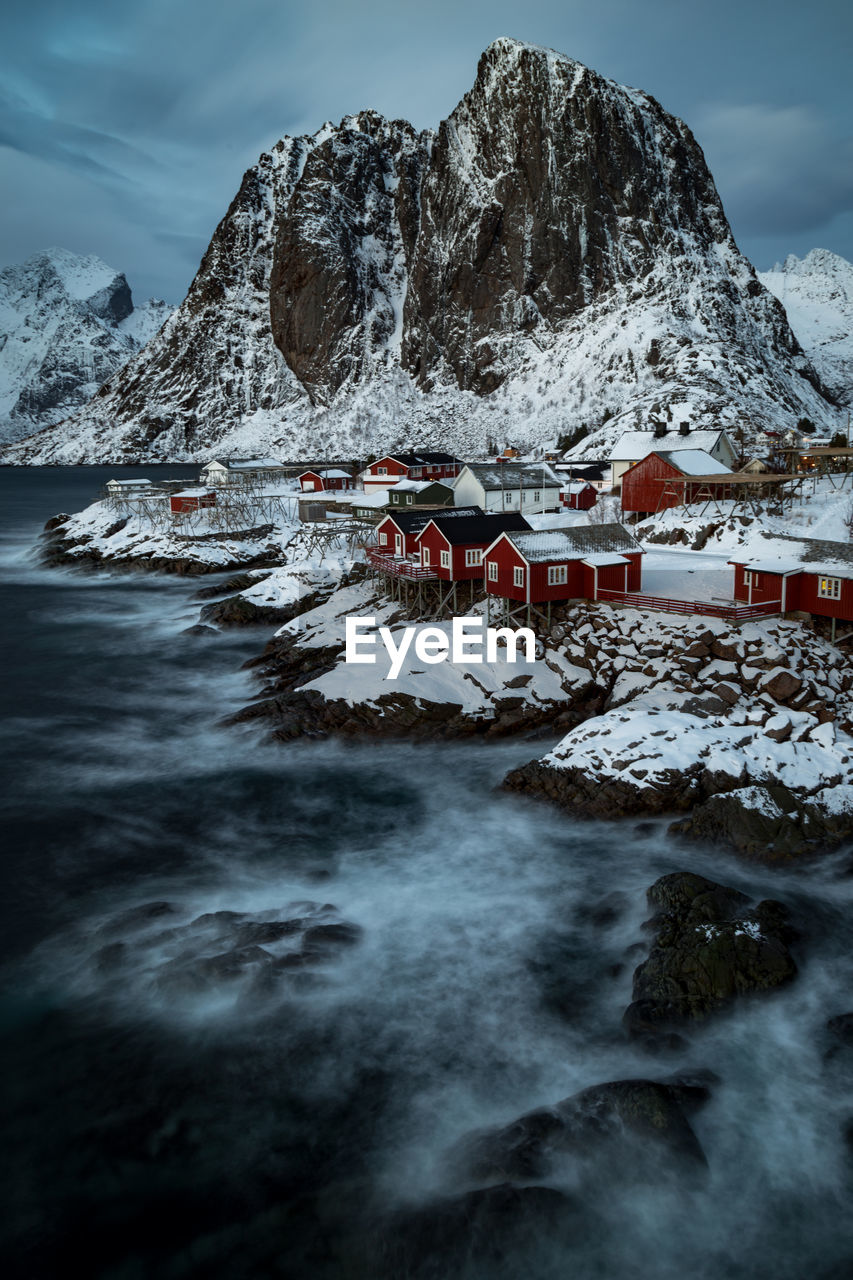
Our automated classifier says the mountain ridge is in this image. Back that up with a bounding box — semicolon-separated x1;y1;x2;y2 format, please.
0;247;172;445
2;38;841;464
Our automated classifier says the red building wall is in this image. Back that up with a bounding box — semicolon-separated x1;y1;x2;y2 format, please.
561;485;597;510
375;516;422;556
170;492;216;514
417;524;452;578
620;454;686;515
733;563;853;619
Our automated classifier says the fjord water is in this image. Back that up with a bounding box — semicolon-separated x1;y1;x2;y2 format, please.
1;469;852;1279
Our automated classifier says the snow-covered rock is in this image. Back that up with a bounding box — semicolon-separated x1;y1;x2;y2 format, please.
3;39;839;464
759;249;853;408
0;247;172;444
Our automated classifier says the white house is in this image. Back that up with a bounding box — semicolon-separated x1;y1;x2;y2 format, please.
200;457;289;485
608;428;738;487
105;478;154;495
452;463;562;514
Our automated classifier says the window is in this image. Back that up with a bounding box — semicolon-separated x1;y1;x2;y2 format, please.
379;532;387;545
377;466;387;475
744;570;760;588
406;494;413;504
488;561;498;582
421;547;430;566
819;576;842;600
533;490;540;503
548;565;568;586
410;467;422;477
440;550;451;568
513;566;524;588
465;549;482;566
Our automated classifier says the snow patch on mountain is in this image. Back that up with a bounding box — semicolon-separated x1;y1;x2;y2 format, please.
758;249;853;408
0;247;172;444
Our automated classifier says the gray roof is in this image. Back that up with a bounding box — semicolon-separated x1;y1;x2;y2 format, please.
498;522;643;563
461;463;562;490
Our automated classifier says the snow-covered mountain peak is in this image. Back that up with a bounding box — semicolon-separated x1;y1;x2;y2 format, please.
759;250;853;407
0;248;173;444
2;44;842;463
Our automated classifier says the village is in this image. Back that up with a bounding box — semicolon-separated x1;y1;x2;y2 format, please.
98;422;853;639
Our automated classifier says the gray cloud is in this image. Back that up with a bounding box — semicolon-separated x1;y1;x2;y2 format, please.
1;0;851;300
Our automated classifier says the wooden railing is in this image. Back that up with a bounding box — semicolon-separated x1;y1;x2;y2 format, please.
595;588;782;620
364;547;437;581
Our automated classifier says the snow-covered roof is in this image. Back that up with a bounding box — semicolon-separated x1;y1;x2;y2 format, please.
499;523;642;563
731;532;853;580
391;479;433;492
653;449;732;476
561;480;595;493
354;490;390;508
611;430;729;462
301;468;351;479
173;487;214;497
107;477;152;486
206;457;285;471
461;463;561;490
581;552;632;567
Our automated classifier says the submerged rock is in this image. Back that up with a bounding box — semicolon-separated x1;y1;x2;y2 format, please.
623;872;797;1038
450;1076;710;1187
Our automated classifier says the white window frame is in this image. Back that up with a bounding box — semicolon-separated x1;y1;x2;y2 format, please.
440;549;451;569
410;467;423;477
395;533;403;556
818;576;842;600
744;570;760;588
533;490;540;503
379;531;387;546
465;548;482;567
377;466;387;475
406;494;413;504
487;560;498;582
513;566;524;588
548;564;568;586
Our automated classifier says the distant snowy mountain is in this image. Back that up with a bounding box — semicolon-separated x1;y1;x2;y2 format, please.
2;40;841;464
0;247;172;444
758;250;853;408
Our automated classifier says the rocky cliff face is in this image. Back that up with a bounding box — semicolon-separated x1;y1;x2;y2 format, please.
3;39;841;464
0;248;171;445
759;249;853;408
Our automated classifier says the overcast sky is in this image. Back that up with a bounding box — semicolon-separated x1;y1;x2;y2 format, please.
1;0;851;303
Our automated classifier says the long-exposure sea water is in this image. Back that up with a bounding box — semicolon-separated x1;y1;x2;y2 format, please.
1;468;852;1278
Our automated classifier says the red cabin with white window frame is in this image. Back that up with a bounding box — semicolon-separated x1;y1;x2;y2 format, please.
415;511;531;581
483;524;644;603
560;481;597;510
374;507;482;559
361;451;462;492
729;534;853;620
298;469;354;492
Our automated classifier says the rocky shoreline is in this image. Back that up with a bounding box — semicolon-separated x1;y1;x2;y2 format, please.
38;506;853;861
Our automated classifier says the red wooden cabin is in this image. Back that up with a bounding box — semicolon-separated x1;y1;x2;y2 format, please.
483;524;644;604
374;507;481;558
560;481;597;510
170;489;217;514
298;469;354;492
729;534;853;620
620;450;732;517
361;451;462;492
415;511;530;580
